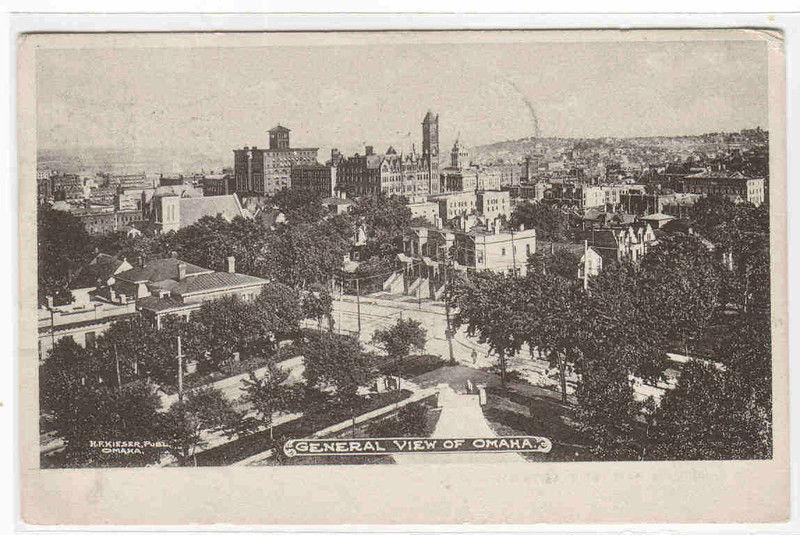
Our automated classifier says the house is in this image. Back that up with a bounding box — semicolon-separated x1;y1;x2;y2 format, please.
115;256;270;327
639;212;676;229
578;222;656;265
38;253;137;359
535;240;603;279
153;193;249;233
455;220;537;276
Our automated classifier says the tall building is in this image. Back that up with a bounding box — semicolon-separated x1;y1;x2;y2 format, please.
422;111;441;195
336;111;442;197
233;125;319;195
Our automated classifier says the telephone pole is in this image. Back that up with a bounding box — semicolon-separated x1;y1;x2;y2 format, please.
113;343;122;391
440;245;455;364
177;335;184;403
355;277;362;335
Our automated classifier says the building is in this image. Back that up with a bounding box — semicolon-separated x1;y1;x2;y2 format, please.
407;197;439;224
290;162;337;197
121;256;270;327
432;191;478;221
337;145;436;197
234;125;320;195
454;220;536;276
334;112;442;197
578;222;657;265
38;253;137;358
321;194;356;216
682;173;765;207
421;111;440;193
440;139;478;193
200;173;233;197
544;183;605;209
153;193;249;233
476;190;512;223
536;240;603;280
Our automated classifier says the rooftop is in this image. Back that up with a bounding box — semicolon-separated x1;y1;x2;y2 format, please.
116;258;212;284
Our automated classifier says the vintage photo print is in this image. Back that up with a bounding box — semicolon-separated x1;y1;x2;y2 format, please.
18;29;788;525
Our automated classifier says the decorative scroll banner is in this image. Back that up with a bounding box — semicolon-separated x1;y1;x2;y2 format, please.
283;436;552;457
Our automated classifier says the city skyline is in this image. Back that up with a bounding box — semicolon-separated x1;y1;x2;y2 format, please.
37;38;768;172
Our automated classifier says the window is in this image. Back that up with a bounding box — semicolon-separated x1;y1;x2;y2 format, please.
501;247;506;256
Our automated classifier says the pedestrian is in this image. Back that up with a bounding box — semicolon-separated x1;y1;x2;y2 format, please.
471;349;477;366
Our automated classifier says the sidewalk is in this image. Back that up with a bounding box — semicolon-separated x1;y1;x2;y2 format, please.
338;293;447;315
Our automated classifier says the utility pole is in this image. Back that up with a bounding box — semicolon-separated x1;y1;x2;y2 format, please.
177;335;184;403
114;343;122;391
441;245;455;365
355;277;362;335
510;228;517;275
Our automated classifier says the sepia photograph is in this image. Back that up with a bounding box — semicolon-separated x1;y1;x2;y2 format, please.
17;27;789;525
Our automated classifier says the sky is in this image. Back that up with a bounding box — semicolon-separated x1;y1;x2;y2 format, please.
36;37;769;170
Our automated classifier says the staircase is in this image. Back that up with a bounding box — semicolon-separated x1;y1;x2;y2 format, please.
382;271;404;294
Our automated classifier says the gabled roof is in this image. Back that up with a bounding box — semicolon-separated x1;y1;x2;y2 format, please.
70;253;130;289
116;258;211;284
172;271;267;296
177;194;247;227
269;125;290;133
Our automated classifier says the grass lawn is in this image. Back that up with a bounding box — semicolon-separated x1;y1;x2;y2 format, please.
255;395;442;466
376;353;449;379
482;388;596;462
193;389;413;466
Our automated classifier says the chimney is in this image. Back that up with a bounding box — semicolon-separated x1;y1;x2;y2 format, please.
177;262;187;281
226;256;236;274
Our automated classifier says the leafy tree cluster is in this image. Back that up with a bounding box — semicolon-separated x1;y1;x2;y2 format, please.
37;206;95;305
509;201;574;242
446;202;772;461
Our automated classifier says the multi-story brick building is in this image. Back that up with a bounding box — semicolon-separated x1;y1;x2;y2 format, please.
335;112;442;197
681;173;765;207
290;162;337;197
476;190;512;222
234;125;319;195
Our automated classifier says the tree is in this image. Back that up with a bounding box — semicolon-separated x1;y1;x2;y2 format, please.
37;206;94;305
349;194;415;259
645;361;771;460
239;362;303;440
191;295;274;367
267;188;327;224
255;282;304;341
520;271;585;403
448;271;530;387
509;201;572;242
527;248;581;280
259;221;350;289
302;286;334;330
371;318;427;370
638;234;725;357
162;387;240;466
575;365;642;460
41;358;165;468
299;331;375;406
